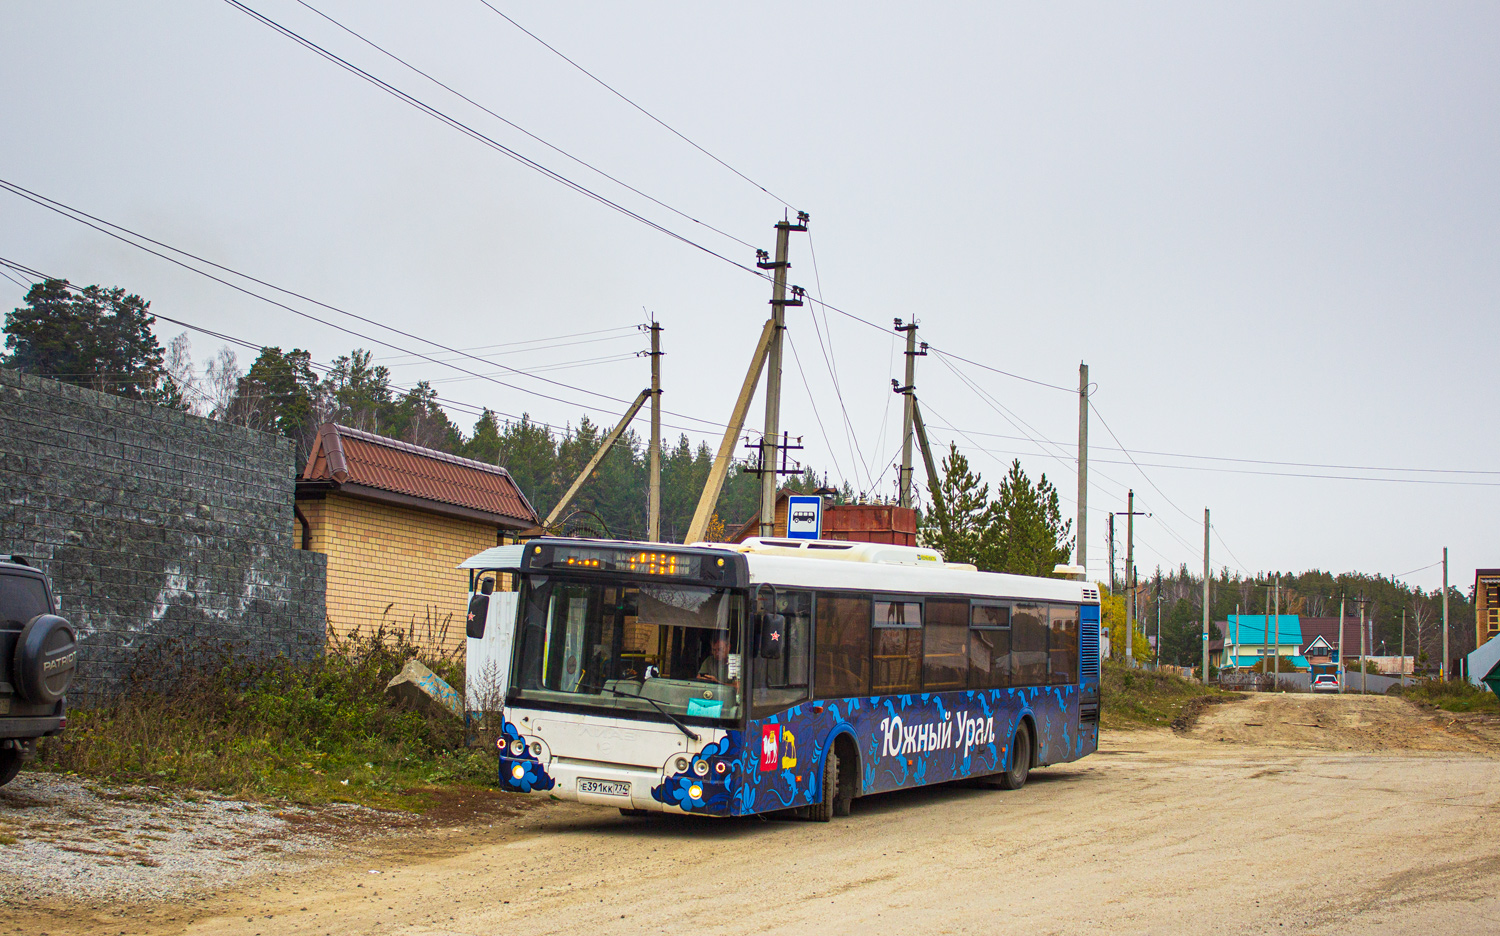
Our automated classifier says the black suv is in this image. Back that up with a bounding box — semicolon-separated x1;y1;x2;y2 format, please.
0;558;76;786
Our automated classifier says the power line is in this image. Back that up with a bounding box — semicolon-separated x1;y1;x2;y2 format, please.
804;231;870;491
0;255;731;443
221;0;769;283
473;0;794;208
784;330;846;487
290;0;760;254
0;177;732;432
373;327;640;364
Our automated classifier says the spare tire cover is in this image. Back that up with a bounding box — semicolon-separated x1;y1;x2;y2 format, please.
14;614;77;703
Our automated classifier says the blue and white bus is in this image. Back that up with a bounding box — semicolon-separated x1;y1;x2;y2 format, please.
468;536;1100;820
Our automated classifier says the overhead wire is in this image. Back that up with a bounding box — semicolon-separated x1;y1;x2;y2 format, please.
803;231;871;491
0;177;732;432
290;0;760;253
221;0;771;283
233;1;1079;411
473;0;794;208
0;255;740;444
373;326;641;364
784;330;846;486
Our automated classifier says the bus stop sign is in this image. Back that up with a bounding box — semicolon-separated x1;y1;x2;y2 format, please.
786;495;822;540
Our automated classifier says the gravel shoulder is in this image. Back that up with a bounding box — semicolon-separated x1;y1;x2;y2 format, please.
5;694;1500;935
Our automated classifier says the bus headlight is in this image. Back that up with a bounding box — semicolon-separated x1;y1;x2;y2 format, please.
714;760;727;775
509;739;526;756
674;756;690;774
692;759;709;777
530;742;542;756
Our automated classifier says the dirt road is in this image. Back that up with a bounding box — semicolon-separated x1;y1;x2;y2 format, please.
8;694;1500;935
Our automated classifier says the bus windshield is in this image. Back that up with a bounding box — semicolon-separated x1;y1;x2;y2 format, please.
513;575;744;721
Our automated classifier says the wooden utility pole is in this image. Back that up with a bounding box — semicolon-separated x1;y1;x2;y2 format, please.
1401;609;1406;678
1202;507;1211;681
684;319;776;544
895;318;924;509
647;320;662;542
1077;363;1088;577
757;214;807;537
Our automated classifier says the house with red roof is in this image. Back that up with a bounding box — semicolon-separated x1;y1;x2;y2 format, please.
295;423;539;654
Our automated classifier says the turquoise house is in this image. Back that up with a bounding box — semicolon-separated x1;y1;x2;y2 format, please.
1215;614;1309;670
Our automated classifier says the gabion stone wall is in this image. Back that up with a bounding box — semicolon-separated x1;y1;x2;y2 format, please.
0;368;327;697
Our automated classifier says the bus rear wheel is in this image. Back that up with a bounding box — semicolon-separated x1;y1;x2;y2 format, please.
998;724;1031;790
808;749;839;822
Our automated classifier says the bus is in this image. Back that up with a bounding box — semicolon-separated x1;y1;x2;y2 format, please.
465;536;1101;820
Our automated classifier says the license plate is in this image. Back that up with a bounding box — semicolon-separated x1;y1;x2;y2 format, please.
578;778;631;797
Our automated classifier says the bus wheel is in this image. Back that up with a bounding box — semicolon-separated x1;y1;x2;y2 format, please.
998;724;1031;791
808;749;838;822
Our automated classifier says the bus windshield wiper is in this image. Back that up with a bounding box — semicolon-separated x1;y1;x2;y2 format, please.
587;681;700;742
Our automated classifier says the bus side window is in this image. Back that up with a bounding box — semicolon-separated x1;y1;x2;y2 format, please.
752;591;812;717
872;598;922;695
815;593;871;699
969;602;1010;689
1049;604;1080;685
922;599;968;691
1012;603;1048;687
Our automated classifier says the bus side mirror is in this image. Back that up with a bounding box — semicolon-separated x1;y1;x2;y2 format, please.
467;592;490;639
758;612;785;659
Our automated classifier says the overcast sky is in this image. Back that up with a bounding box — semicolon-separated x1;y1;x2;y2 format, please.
3;1;1496;592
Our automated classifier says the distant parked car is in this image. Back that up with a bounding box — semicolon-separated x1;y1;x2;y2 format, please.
1;558;76;786
1312;673;1340;693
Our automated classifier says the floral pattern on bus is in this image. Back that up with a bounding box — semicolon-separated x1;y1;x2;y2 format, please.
496;721;555;793
735;685;1082;815
650;733;739;814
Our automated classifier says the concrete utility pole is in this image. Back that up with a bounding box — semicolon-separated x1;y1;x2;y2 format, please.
1360;595;1368;694
1202;508;1211;681
647;319;662;542
910;398;944;516
1442;547;1450;680
1263;585;1271;674
685;319;776;544
757;214;807;537
1107;513;1116;594
544;389;652;530
1401;609;1407;677
1234;602;1241;670
1272;576;1281;677
1077;362;1088;576
1125;490;1135;664
1338;597;1350;690
895;318;925;509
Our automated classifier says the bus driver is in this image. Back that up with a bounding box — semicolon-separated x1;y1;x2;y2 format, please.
697;635;734;684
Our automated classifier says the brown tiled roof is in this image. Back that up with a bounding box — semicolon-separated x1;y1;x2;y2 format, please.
1298;616;1372;654
300;424;539;529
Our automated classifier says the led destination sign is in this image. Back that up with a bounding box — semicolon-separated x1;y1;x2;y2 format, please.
543;545;714;579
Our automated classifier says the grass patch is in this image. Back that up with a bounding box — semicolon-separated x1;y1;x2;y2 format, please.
1101;660;1233;730
1392;678;1500;714
34;627;498;810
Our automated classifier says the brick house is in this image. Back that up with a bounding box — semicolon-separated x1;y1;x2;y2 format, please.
295;424;539;655
727;490;918;545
